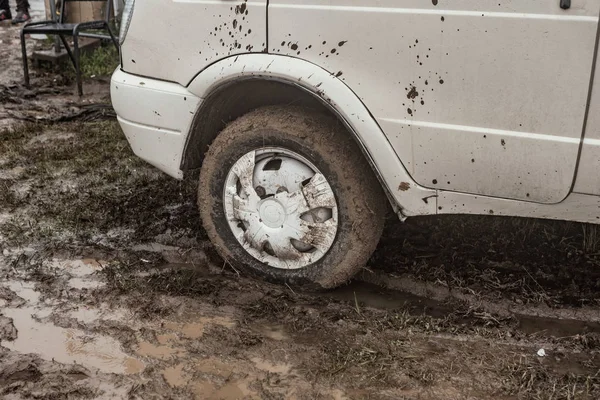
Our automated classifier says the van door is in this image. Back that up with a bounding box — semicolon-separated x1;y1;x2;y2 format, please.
574;54;600;196
268;0;599;204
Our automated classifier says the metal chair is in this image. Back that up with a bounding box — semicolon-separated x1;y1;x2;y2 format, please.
20;0;119;96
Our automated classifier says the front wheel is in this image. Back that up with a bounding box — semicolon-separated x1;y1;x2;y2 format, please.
198;106;386;289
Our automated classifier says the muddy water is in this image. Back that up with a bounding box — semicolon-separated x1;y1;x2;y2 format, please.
48;258;105;276
329;280;449;316
518;314;600;337
2;263;145;375
163;316;235;339
0;255;598;398
51;258;107;289
135;315;237;361
163;363;188;387
6;280;42;304
136;340;183;359
68;306;129;324
190;356;289;400
141;263;600;340
3;307;144;374
3;258;597;379
327;281;600;337
192;380;254;400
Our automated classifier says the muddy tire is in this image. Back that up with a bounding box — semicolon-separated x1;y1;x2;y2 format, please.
198;106;386;289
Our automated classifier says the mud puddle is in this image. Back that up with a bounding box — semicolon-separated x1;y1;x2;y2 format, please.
3;307;144;374
1;277;144;375
329;280;449;315
327;280;600;338
50;258;107;289
518;314;600;337
127;261;600;342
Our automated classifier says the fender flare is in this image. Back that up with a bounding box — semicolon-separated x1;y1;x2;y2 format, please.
187;54;436;217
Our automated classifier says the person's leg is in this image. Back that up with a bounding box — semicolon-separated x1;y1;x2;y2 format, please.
12;0;30;24
16;0;29;12
0;0;12;21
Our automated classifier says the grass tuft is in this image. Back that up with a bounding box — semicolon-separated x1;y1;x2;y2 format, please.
79;45;120;78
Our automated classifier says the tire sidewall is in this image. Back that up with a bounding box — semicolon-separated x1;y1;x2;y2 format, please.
204;128;359;287
199;106;386;289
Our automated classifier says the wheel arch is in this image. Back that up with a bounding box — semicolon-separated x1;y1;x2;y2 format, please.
181;54;436;217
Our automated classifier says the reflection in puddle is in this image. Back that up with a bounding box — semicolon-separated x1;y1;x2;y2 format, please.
2;307;144;374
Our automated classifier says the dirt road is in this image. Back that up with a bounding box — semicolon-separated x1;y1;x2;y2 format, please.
1;21;599;399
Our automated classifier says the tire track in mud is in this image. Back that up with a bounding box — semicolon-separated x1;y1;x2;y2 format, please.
2;250;599;399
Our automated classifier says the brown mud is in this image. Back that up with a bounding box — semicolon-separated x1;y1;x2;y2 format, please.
0;9;112;129
1;17;600;400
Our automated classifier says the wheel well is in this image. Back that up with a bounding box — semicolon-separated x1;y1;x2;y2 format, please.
181;78;398;213
181;79;359;171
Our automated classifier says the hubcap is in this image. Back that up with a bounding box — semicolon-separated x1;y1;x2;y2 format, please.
223;148;338;270
259;199;286;228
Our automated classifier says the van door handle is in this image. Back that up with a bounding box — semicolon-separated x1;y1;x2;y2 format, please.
560;0;571;9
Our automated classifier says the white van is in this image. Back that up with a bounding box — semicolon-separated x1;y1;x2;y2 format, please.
111;0;600;288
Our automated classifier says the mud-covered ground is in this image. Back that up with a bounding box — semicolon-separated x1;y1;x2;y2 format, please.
1;19;600;400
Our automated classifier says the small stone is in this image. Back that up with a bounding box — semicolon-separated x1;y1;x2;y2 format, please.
537;349;546;357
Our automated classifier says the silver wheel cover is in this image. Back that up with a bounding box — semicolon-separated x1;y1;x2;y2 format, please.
223;148;339;270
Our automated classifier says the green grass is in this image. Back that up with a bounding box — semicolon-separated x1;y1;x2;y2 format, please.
79;45;120;77
49;44;120;80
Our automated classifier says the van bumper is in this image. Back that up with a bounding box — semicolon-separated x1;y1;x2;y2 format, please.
110;68;200;179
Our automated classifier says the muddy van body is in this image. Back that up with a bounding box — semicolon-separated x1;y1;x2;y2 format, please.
112;0;600;288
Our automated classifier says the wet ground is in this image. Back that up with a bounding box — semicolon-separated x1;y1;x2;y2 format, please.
1;17;600;400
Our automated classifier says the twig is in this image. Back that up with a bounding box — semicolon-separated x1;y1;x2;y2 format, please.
520;265;546;293
354;291;361;315
222;259;239;276
285;282;296;295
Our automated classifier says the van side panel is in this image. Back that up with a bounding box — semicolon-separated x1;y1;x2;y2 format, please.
186;54;438;217
120;0;267;86
269;0;599;204
574;57;600;195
